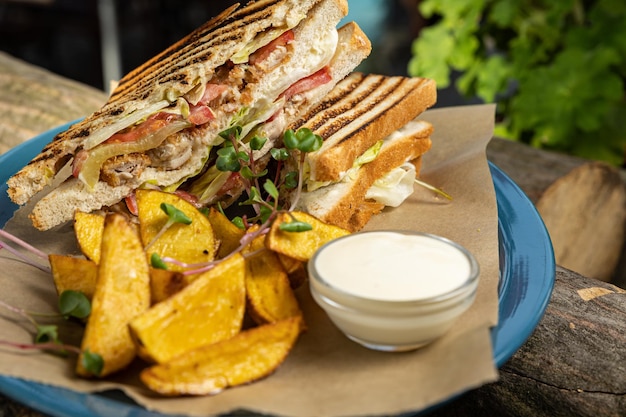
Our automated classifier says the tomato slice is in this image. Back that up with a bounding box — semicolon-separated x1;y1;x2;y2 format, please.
218;172;243;196
173;190;200;206
249;30;295;66
104;113;179;144
199;83;228;104
188;105;215;125
72;149;89;178
125;193;139;216
280;66;332;100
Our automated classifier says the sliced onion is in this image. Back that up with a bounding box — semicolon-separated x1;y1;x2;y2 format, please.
83;100;171;150
78;119;191;188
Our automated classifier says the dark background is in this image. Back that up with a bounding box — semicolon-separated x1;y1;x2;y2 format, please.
0;0;470;106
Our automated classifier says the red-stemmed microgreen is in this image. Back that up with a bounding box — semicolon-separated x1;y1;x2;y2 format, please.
58;290;91;320
144;202;193;251
0;291;102;374
281;127;323;210
0;229;50;273
149;126;324;275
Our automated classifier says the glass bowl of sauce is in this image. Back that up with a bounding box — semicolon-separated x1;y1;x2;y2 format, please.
308;230;480;352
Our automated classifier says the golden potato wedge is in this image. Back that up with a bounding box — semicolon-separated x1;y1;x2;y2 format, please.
244;235;302;325
149;268;187;304
77;214;151;377
73;211;105;263
266;211;350;261
206;207;245;259
136;189;216;271
129;254;246;364
140;316;302;396
276;253;307;289
49;254;97;300
286;262;308;290
276;252;302;275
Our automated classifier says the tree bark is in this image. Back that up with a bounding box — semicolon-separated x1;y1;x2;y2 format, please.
488;138;626;283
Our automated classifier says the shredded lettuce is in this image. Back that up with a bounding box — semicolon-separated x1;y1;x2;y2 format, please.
365;163;417;207
161;97;190;119
306;140;384;192
239;97;285;140
353;140;383;167
187;165;232;203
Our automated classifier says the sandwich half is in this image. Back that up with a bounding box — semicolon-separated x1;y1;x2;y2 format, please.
286;120;433;232
7;0;371;230
276;72;437;231
289;71;436;184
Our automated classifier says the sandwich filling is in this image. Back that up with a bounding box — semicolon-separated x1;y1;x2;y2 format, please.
72;23;338;192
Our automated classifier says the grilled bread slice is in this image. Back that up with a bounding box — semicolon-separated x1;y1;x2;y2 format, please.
8;0;372;230
289;72;436;183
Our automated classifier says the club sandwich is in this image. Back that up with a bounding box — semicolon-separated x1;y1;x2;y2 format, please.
7;0;371;231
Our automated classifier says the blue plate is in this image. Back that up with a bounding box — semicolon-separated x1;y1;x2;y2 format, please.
0;123;555;417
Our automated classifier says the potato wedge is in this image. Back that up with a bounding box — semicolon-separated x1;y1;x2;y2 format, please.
49;254;97;300
276;253;307;289
136;189;217;271
207;207;245;259
76;214;151;377
140;316;302;396
244;235;302;325
266;211;350;261
129;254;246;364
286;262;308;290
73;211;105;263
149;268;187;304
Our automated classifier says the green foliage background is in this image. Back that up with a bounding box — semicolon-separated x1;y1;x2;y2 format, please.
408;0;626;165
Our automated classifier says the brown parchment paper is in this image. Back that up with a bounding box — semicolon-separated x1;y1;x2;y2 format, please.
0;104;499;417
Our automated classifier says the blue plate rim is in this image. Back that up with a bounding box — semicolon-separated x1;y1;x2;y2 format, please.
0;122;556;417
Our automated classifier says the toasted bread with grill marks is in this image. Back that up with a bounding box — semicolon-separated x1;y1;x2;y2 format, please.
292;120;433;232
7;0;343;207
25;17;371;231
290;72;436;183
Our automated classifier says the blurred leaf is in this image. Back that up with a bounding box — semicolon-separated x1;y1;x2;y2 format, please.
408;25;454;85
411;0;626;164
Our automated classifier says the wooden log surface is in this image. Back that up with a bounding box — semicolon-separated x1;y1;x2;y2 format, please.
488;139;626;284
0;51;107;155
431;266;626;417
0;52;625;417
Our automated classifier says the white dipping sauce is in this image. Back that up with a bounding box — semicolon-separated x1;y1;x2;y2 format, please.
314;231;471;301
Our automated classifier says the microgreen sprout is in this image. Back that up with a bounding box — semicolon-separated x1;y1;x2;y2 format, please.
414;178;453;201
58;290;91;320
0;229;50;273
144;203;193;251
282;128;323;210
150;252;168;270
0;294;102;375
279;220;313;232
81;349;104;376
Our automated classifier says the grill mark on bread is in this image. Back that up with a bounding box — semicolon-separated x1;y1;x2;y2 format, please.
290;73;364;132
312;77;391;139
298;72;436;182
109;6;238;100
109;1;287;102
333;77;426;147
296;74;424;144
